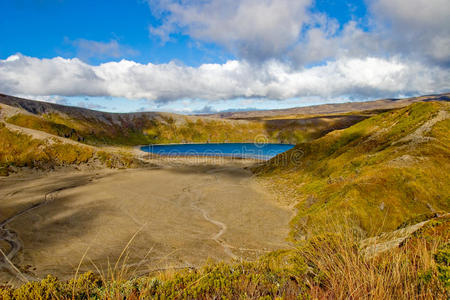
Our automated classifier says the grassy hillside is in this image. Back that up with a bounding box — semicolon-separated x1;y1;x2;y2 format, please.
5;111;368;146
0;94;371;146
0;121;93;173
255;101;450;238
0;121;142;175
1;93;449;148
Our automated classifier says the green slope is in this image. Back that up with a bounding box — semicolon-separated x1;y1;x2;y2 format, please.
0;122;94;173
0;120;142;174
256;101;450;238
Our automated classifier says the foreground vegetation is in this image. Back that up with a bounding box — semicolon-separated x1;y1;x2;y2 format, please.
0;215;448;299
0;101;448;298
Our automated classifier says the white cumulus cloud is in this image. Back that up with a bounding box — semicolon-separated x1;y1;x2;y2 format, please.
370;0;450;65
1;0;449;106
1;54;448;102
148;0;312;61
148;0;450;67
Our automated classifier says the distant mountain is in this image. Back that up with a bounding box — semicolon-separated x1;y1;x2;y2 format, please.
205;93;450;119
2;93;449;121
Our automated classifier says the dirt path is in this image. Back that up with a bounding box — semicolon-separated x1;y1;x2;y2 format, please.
187;186;238;261
0;192;56;281
184;167;275;261
0;165;292;283
0;181;95;282
197;206;237;259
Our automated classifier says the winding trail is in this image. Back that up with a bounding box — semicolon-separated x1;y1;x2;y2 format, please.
182;183;239;260
0;184;85;282
183;167;273;261
180;167;242;261
190;199;239;260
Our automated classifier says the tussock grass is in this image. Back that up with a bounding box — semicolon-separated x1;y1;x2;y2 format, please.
1;216;447;299
0;122;141;174
96;151;142;169
0;122;93;173
256;102;450;237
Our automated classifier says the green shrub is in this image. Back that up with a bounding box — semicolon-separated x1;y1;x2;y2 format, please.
435;243;450;288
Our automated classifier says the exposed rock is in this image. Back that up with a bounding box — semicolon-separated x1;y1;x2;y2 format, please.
360;213;449;258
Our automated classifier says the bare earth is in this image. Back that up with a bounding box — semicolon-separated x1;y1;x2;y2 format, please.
0;162;292;284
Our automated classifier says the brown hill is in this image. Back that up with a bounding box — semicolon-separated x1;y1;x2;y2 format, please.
205;93;450;119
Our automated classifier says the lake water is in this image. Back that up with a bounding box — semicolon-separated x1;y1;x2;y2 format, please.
140;143;295;160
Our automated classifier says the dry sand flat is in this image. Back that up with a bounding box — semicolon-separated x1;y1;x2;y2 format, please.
0;163;291;284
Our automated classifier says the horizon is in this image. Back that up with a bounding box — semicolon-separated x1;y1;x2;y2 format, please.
1;0;449;113
5;92;449;116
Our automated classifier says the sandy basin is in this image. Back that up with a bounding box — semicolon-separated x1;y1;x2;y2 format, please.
0;160;292;284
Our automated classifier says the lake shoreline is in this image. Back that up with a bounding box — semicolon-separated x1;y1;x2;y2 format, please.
138;142;295;160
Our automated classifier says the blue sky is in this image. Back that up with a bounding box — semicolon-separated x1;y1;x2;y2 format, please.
1;0;366;65
0;0;449;113
0;0;232;66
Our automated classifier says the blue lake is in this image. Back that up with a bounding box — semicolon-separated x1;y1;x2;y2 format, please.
140;143;295;160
